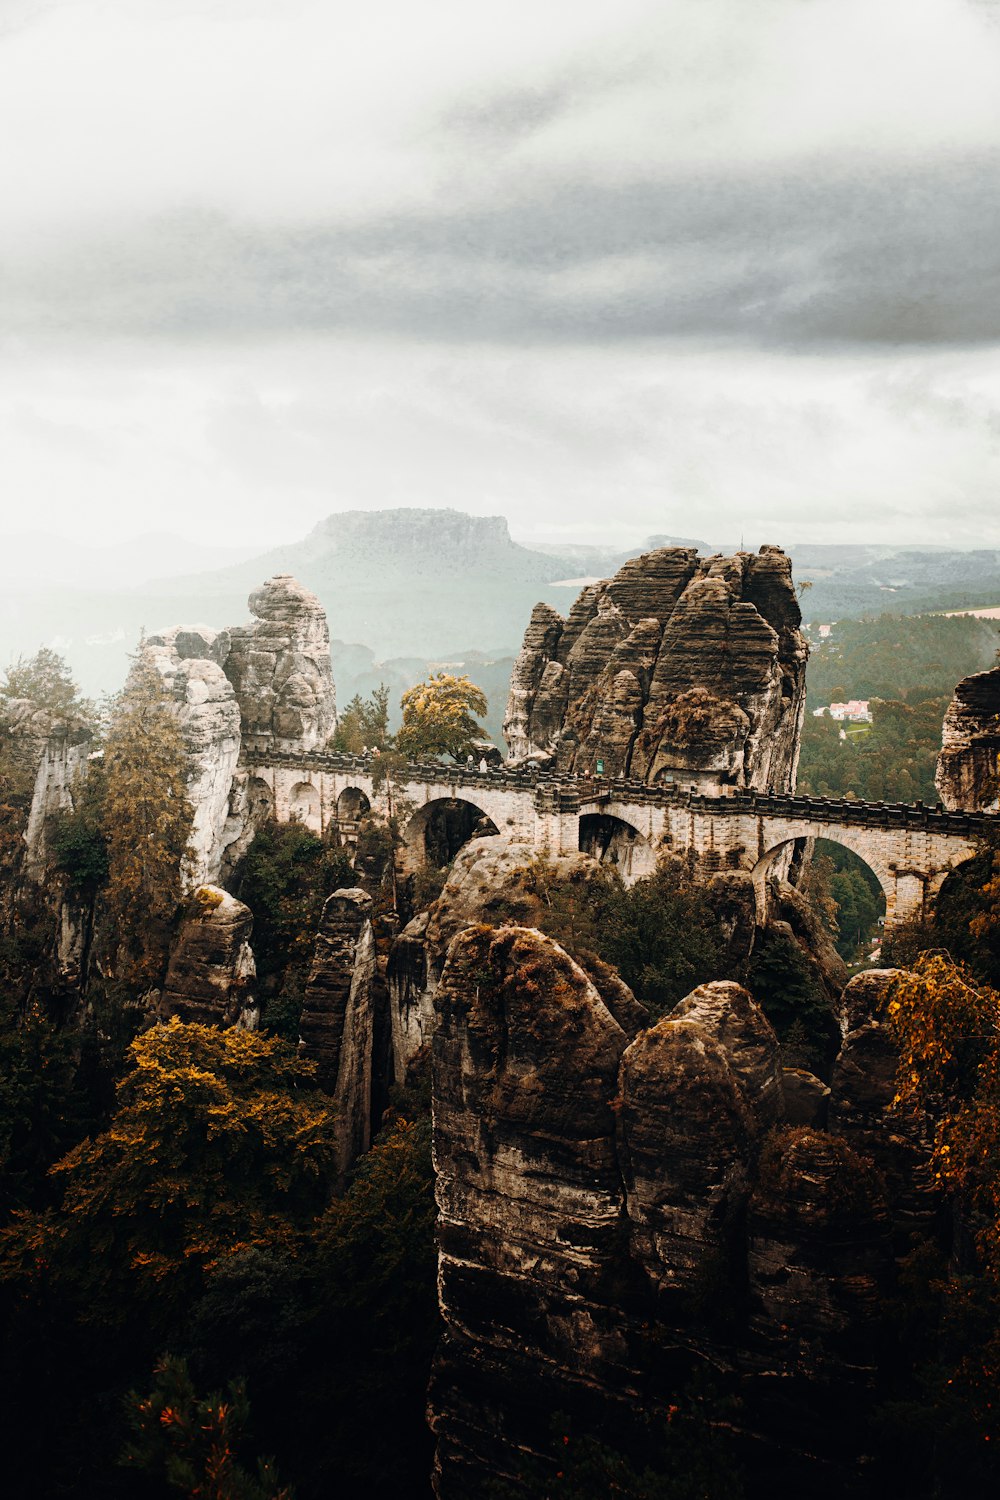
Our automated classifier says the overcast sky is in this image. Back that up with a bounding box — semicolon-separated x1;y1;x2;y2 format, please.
3;0;1000;552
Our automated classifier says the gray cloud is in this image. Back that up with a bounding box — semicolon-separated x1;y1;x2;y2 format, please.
5;152;1000;345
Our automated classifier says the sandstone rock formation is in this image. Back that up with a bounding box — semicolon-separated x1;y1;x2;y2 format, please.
935;663;1000;811
299;888;378;1187
388;835;620;1083
2;698;92;881
160;886;257;1027
746;1128;891;1471
143;630;243;887
503;544;808;792
224;574;337;754
620;1014;754;1299
836;966;901;1035
141;574;339;885
429;928;902;1497
431;925;634;1499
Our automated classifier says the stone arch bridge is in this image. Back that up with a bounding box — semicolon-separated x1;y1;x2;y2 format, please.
241;750;996;930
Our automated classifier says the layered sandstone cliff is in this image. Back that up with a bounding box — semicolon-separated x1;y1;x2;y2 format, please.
142;628;243;887
935;663;1000;812
300;888;380;1188
430;930;904;1498
160;885;257;1028
387;835;633;1085
3;698;92;882
224;574;337;754
503;544;808;791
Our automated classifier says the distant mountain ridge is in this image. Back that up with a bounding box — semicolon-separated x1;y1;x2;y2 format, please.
4;507;1000;702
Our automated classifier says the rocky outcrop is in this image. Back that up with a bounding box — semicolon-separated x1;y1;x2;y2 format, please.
429;929;904;1497
1;698;92;881
141;574;339;883
503;545;808;793
142;630;243;887
387;835;623;1082
224;574;337;754
836;967;901;1035
430;925;633;1499
828;973;935;1240
619;1014;754;1301
935;664;1000;811
300;888;377;1186
781;1067;831;1127
746;1129;892;1476
160;886;257;1027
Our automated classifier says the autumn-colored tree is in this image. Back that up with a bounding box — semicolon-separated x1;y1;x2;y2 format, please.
885;953;1000;1261
0;1020;339;1336
883;954;1000;1446
396;672;488;761
102;655;193;985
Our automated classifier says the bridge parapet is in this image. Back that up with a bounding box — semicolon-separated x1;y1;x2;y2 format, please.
242;745;999;839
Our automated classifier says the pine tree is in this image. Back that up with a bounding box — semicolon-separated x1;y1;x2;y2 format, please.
102;655;193;987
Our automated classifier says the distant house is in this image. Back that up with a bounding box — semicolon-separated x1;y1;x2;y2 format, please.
813;700;872;723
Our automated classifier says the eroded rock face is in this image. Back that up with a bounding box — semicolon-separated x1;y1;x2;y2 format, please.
935;664;1000;812
668;979;784;1128
837;967;901;1036
299;888;377;1186
619;1015;754;1299
142;633;243;887
2;699;92;881
431;925;632;1498
224;574;337;754
160;886;257;1027
430;936;922;1497
748;1129;890;1352
141;575;338;882
388;835;625;1082
503;545;808;792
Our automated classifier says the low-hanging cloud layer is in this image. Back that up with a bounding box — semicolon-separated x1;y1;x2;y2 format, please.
2;0;1000;549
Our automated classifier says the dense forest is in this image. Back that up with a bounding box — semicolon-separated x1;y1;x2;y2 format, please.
2;617;1000;1498
797;613;999;806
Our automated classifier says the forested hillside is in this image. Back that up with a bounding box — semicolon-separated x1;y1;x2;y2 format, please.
798;613;999;804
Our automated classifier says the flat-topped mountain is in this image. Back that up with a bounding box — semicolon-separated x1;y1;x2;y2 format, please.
5;508;1000;705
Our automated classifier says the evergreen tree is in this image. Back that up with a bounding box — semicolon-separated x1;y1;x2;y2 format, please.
1;645;88;716
102;655;193;987
331;685;390;753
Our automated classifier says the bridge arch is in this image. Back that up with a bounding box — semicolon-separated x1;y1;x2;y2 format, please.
751;827;895;932
579;811;656;882
246;775;275;823
402;796;499;870
289;780;321;833
336;785;371;822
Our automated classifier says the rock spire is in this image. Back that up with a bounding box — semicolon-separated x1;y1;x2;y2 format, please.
503;544;808;792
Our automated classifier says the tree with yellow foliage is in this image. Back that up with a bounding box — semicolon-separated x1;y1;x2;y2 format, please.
102;655;193;987
882;953;1000;1462
0;1020;339;1337
396;672;488;762
886;952;1000;1268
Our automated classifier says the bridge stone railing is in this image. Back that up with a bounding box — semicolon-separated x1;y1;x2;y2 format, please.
240;747;998;837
